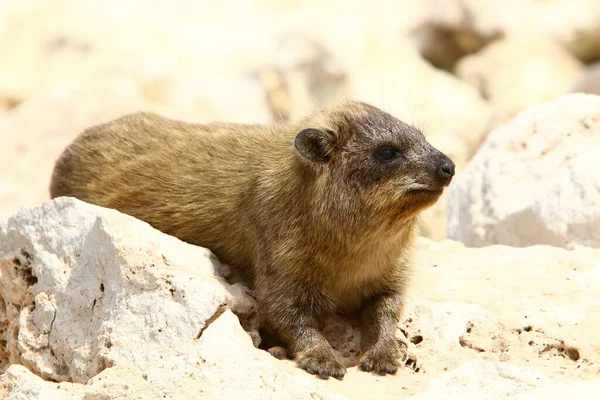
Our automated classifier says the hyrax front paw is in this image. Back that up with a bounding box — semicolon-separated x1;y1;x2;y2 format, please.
359;341;403;375
296;347;346;380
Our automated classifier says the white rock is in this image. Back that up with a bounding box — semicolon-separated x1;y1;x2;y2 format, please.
409;359;600;400
447;93;600;249
2;200;600;399
0;197;258;383
1;311;349;399
0;0;280;102
409;0;600;66
264;31;349;122
570;62;600;95
411;238;600;379
456;33;584;125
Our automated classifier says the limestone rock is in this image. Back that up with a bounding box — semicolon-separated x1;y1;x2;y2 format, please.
2;200;600;399
456;33;584;125
263;31;348;122
410;359;600;400
0;0;278;104
570;62;600;96
1;311;349;400
410;238;600;381
0;197;259;383
447;93;600;248
409;0;600;68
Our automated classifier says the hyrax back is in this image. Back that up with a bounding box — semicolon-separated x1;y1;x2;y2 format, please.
50;101;455;380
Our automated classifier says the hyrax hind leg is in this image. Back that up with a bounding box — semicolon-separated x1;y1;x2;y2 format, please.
257;278;346;380
358;287;406;375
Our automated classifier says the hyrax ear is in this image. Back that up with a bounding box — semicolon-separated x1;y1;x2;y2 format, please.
294;128;335;163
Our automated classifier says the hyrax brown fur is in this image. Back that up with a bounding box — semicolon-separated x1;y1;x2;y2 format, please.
50;101;455;380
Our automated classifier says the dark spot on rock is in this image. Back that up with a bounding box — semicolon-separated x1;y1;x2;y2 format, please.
565;346;580;361
21;250;32;261
528;340;534;346
466;322;473;333
45;36;92;54
459;336;484;352
13;250;37;285
47;36;68;50
100;283;104;292
169;288;176;296
410;335;423;345
405;356;419;372
26;275;38;286
97;357;114;375
523;326;532;332
56;362;70;377
106;340;112;349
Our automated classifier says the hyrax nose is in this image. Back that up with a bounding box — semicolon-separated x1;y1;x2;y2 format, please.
437;155;455;182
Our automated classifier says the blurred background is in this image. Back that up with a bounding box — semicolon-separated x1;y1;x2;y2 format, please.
1;0;599;240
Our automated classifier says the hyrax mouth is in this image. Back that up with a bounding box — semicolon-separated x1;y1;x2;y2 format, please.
410;187;444;198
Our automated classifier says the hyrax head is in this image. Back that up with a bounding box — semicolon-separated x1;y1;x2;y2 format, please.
294;101;455;222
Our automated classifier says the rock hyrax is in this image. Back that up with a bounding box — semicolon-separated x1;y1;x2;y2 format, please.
50;101;455;380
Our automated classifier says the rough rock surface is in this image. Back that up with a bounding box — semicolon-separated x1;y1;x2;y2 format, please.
2;199;600;399
410;238;600;381
456;33;584;125
411;359;600;400
447;93;600;249
0;197;259;382
0;0;281;105
409;0;600;68
570;62;600;96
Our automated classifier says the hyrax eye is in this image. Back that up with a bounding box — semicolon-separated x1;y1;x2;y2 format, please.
374;146;399;163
